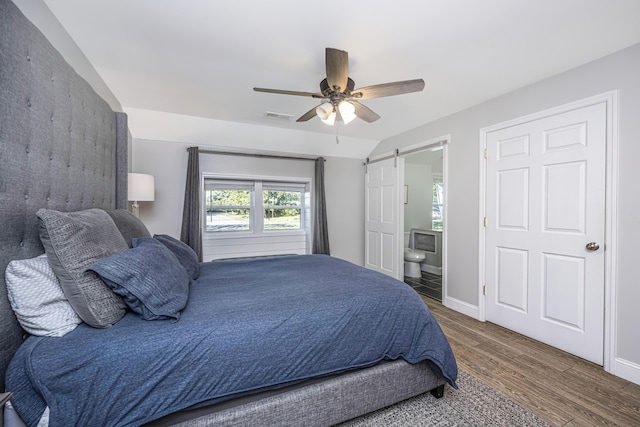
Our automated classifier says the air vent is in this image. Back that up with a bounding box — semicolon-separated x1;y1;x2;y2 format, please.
264;111;293;121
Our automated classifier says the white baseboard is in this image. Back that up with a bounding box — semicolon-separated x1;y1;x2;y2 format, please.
421;264;442;275
444;296;480;320
613;357;640;386
442;297;640;386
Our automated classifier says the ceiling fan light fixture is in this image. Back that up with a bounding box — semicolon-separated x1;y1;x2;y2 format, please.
316;102;336;125
321;112;336;126
254;48;424;126
316;102;333;120
338;101;356;124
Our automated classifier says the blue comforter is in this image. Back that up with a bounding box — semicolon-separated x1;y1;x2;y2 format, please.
7;255;457;426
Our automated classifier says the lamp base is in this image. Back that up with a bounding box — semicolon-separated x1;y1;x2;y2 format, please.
131;201;140;218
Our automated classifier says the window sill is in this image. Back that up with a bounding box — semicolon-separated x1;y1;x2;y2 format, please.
203;230;307;240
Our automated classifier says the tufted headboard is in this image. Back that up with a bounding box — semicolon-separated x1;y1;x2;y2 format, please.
0;0;128;389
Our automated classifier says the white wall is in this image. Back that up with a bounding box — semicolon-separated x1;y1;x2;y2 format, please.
132;138;365;266
370;43;640;380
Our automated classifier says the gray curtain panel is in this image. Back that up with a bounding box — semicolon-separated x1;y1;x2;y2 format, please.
312;157;330;255
180;147;203;262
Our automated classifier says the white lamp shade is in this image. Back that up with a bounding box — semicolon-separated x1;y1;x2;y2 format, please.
338;101;356;124
322;112;336;126
316;102;336;125
128;173;155;201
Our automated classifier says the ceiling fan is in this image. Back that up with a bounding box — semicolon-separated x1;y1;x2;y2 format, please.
254;48;425;125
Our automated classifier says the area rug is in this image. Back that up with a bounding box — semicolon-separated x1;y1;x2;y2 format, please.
339;370;550;426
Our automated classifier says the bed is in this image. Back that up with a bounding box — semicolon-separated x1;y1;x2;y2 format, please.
0;1;457;426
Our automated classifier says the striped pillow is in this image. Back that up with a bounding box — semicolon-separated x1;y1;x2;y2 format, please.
5;254;82;337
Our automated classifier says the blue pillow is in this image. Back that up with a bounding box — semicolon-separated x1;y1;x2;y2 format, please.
87;237;190;321
153;234;200;280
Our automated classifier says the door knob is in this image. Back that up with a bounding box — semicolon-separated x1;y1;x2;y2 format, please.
585;242;600;251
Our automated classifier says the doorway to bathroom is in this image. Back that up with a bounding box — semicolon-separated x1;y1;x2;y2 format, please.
403;147;444;302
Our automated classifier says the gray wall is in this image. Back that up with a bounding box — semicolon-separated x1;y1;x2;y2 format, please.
323;156;365;266
371;43;640;373
132;138;365;266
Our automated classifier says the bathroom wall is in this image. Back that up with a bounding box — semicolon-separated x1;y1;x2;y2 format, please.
404;162;433;237
403;149;444;242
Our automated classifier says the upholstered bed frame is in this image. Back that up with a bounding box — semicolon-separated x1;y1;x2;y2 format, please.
0;0;129;388
0;1;445;425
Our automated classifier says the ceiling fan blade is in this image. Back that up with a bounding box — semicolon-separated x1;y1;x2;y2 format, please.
352;79;425;99
254;87;325;98
325;48;349;93
350;101;380;123
296;105;320;122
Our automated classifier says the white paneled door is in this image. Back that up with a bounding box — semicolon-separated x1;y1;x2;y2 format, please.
485;102;606;364
365;158;401;279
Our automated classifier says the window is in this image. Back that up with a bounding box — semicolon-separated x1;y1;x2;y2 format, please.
432;174;443;231
262;182;302;230
205;180;253;232
205;178;306;233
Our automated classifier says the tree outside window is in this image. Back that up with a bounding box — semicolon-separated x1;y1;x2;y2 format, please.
263;187;301;230
205;182;252;232
205;179;305;233
432;174;443;231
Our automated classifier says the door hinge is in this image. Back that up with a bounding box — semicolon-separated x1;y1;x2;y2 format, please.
483;217;487;227
483;148;488;159
483;285;487;296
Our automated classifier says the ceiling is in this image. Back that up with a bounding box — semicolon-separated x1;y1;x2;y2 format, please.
42;0;640;148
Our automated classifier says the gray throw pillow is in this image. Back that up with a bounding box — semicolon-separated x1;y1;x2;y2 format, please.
37;208;128;328
153;234;200;280
105;209;151;247
88;237;190;321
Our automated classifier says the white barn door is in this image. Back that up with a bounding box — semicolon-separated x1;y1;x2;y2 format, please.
365;158;401;279
485;102;606;364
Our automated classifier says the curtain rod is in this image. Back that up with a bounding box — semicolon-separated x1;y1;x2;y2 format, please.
191;148;323;162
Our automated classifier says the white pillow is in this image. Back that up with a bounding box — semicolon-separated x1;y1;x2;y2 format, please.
5;254;82;337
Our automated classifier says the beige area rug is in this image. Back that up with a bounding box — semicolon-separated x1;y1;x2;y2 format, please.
339;370;550;426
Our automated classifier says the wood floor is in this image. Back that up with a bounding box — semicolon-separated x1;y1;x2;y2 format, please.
423;297;640;427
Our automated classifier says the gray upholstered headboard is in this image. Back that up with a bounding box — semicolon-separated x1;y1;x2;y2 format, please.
0;0;128;389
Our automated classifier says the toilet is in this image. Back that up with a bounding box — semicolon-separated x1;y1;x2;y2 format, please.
404;228;443;278
404;248;426;278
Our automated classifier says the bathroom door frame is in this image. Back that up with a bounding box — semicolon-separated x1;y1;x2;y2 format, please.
366;135;450;299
